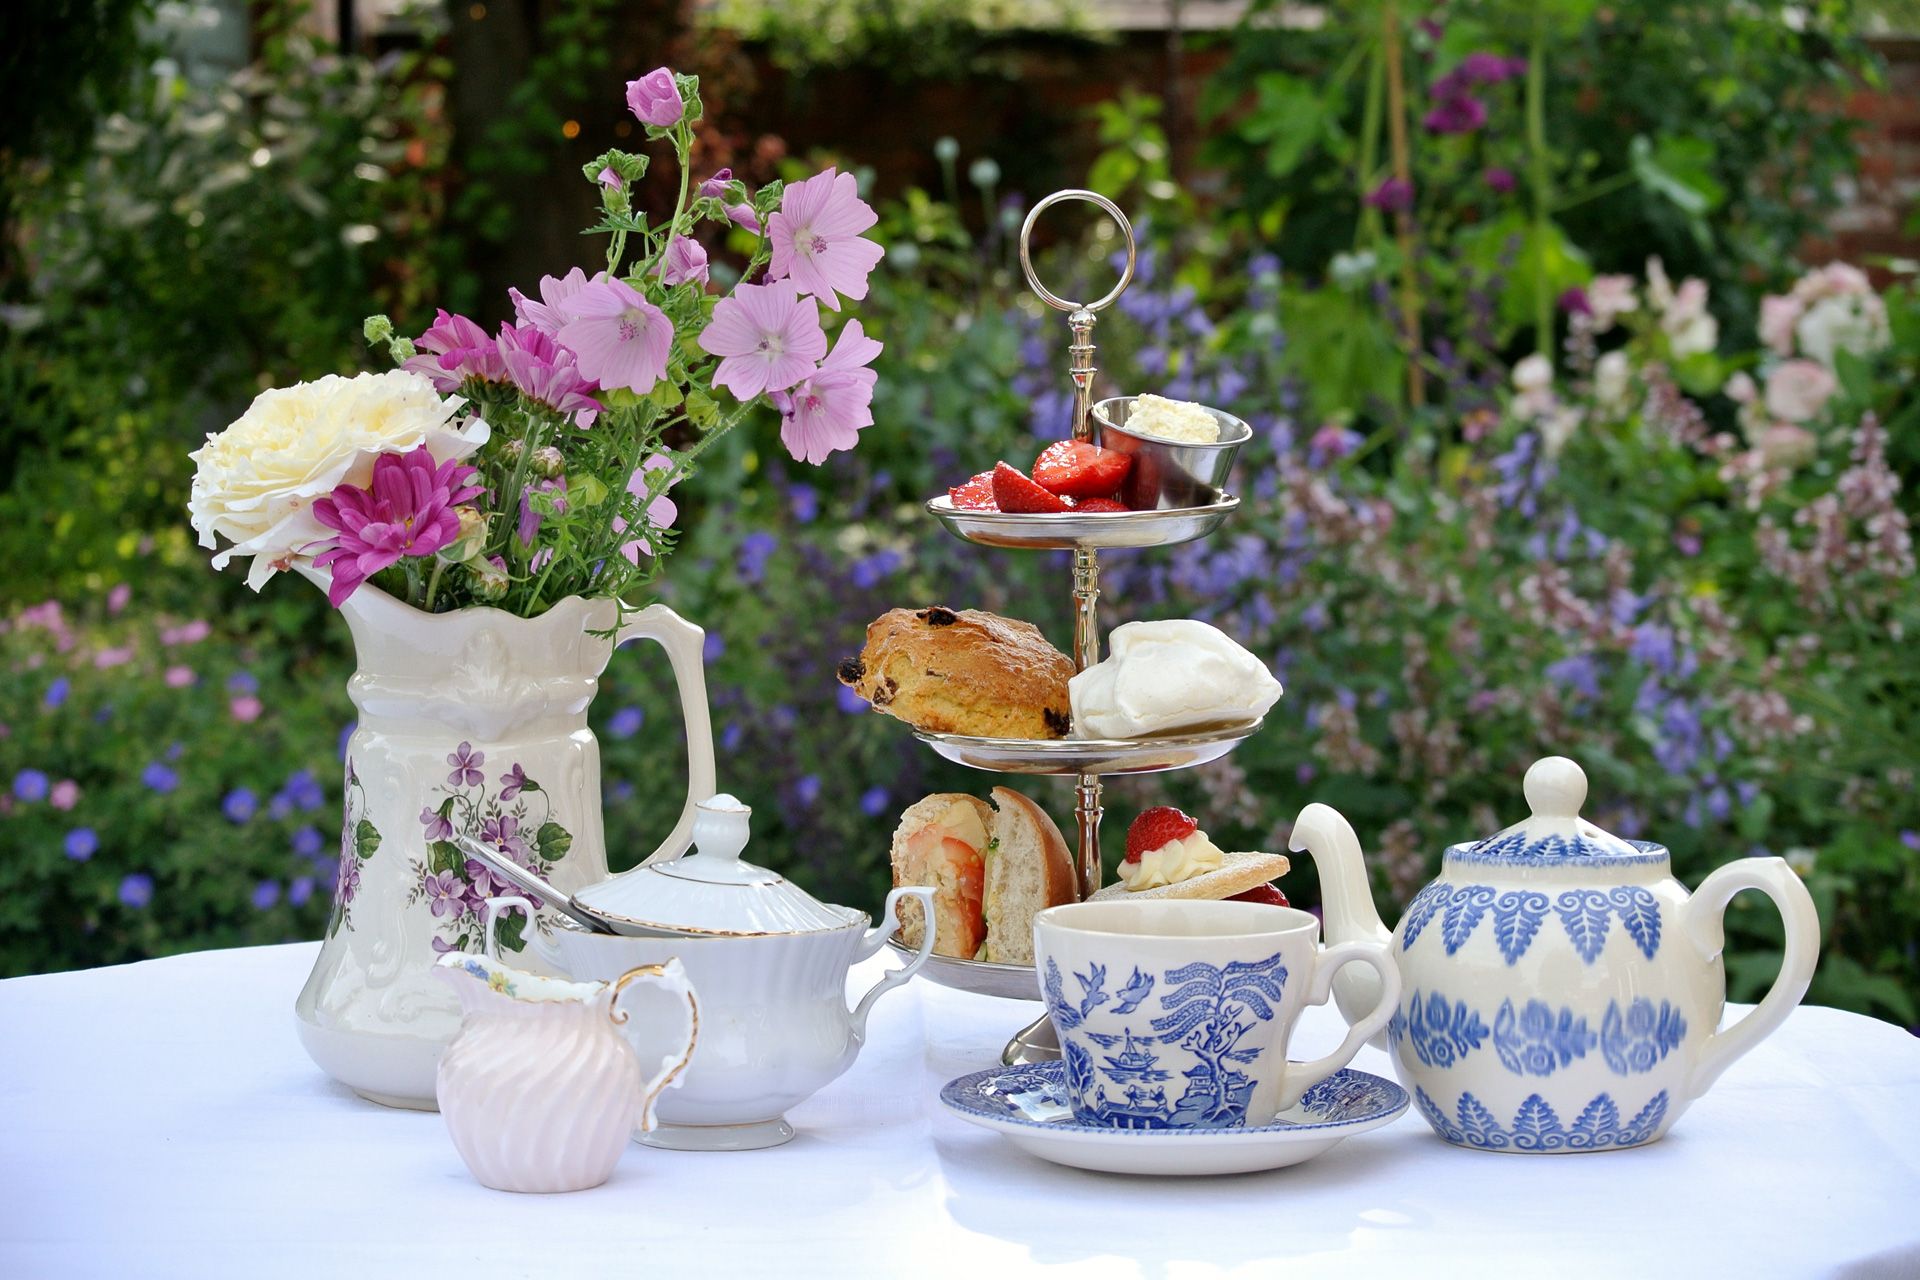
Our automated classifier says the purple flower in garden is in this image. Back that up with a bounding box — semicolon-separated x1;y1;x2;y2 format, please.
851;549;902;589
698;280;828;401
499;764;534;801
14;769;49;802
64;828;98;861
625;67;684;127
660;235;710;289
608;780;634;804
518;478;567;547
223;788;257;823
556;277;674;396
419;808;454;842
1296;763;1317;785
1484;167;1516;194
311;447;483;608
607;706;644;739
228;672;258;695
1901;830;1920;851
252;880;281;910
292;825;324;857
164;665;195;688
1364;177;1414;213
721;722;743;752
1424;95;1488;134
285;769;324;810
704;632;725;664
43;677;70;709
789;484;818;524
447;742;485;787
423;871;466;918
771;320;883;465
141;762;179;793
510;267;600;339
108;583;130;613
289;876;315;907
1546;654;1602;701
766;168;885;311
403;310;507;393
119;874;154;908
1629;623;1676;675
860;787;889;817
1558;287;1591;315
481;813;527;861
50;779;79;809
497;321;603;418
795;775;821;807
737;532;778;583
698;169;735;200
836;684;868;714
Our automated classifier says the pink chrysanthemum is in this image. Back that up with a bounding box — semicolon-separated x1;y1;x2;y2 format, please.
403;310;506;392
497;321;602;420
311;447;482;607
556;277;673;395
697;279;826;401
766;168;885;312
771;320;882;465
508;268;602;339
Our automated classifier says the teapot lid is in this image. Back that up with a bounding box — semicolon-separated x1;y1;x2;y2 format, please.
1447;757;1666;868
571;794;859;935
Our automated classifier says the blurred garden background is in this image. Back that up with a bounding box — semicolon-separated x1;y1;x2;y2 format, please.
4;0;1920;1030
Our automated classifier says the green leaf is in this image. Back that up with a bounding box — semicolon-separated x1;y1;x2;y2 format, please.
354;818;382;861
430;840;463;876
492;911;528;954
1458;212;1593;336
1238;73;1327;180
573;473;610;507
1277;284;1404;419
537;821;573;861
1631;133;1724;249
685;389;720;429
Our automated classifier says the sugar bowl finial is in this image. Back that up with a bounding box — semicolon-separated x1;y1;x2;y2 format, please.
1522;755;1587;820
689;793;752;866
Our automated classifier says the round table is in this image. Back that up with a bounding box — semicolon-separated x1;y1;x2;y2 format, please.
2;943;1917;1278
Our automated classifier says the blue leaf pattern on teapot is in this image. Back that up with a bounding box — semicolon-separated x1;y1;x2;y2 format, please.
1403;882;1662;964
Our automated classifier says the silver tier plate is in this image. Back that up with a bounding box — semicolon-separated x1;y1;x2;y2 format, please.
925;494;1239;551
886;937;1040;1001
914;718;1262;776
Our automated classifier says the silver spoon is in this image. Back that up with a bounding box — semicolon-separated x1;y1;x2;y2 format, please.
454;835;622;935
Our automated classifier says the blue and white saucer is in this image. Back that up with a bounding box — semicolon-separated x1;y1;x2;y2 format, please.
939;1064;1408;1176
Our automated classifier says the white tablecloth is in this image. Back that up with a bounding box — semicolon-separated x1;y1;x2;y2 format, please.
3;943;1918;1279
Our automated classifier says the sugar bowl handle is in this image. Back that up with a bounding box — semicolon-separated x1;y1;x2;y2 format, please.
1274;941;1403;1114
609;959;700;1133
1680;857;1820;1100
848;887;937;1045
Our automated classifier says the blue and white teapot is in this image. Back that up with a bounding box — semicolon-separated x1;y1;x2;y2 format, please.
1291;756;1820;1153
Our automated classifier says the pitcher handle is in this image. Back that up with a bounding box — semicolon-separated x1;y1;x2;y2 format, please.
481;896;565;969
1680;857;1820;1100
613;603;718;866
1274;941;1403;1114
847;888;936;1046
609;958;700;1133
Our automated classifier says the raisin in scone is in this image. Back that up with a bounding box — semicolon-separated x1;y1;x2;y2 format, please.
837;606;1074;739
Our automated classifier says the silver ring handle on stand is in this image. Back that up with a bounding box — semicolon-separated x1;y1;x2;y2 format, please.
1016;190;1139;906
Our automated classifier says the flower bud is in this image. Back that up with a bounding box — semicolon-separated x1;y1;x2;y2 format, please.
531;445;566;477
501;438;526;462
436;506;490;565
471;555;510;600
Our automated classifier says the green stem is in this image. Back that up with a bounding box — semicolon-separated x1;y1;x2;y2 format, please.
1527;1;1553;358
672;400;757;480
1552;169;1636;214
403;559;423;608
639;124;694;281
422;557;446;612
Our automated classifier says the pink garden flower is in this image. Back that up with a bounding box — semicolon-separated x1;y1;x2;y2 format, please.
766;168;884;311
509;267;601;339
698;169;735;200
626;68;684;127
771;320;882;465
557;277;673;395
403;310;505;392
496;322;602;419
697;279;827;400
726;203;762;233
614;453;679;563
50;779;80;810
230;694;262;722
661;235;710;288
311;447;484;607
1765;359;1838;423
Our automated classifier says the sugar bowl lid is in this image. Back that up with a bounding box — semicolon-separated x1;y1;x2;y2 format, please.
1446;757;1665;867
570;794;858;936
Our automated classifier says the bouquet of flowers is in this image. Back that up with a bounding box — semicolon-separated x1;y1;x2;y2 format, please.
188;68;884;618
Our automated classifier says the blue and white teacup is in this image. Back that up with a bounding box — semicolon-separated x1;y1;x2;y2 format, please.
1035;900;1401;1131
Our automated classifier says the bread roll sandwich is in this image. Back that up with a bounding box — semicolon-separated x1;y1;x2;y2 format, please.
891;786;1076;965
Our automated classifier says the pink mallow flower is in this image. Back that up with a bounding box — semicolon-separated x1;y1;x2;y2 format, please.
698;279;826;401
661;235;710;288
726;203;761;233
772;320;882;466
767;168;885;311
497;321;602;419
311;447;484;607
557;277;673;395
509;267;602;339
698;169;735;200
626;68;683;128
614;454;680;563
403;310;506;392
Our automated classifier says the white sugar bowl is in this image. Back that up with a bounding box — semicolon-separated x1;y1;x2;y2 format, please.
487;794;935;1151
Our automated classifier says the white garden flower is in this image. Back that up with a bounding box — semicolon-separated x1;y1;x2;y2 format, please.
188;370;489;591
1510;353;1556;420
1595;350;1633;410
1794;292;1890;369
1586;275;1638;331
1764;358;1838;424
1646;256;1718;358
1759;293;1803;356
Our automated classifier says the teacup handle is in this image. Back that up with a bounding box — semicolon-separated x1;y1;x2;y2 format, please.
1680;856;1820;1100
609;959;700;1133
1274;941;1403;1113
481;895;564;969
614;604;718;867
847;888;937;1045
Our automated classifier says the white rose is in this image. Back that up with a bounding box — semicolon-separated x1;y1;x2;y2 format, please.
1791;261;1872;304
1758;294;1802;356
1794;293;1890;369
1595;350;1633;409
189;370;489;591
1764;358;1838;423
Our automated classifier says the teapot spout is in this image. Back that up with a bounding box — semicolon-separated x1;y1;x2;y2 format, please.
1290;804;1393;1034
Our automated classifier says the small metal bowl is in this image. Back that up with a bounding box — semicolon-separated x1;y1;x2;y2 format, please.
1092;396;1252;511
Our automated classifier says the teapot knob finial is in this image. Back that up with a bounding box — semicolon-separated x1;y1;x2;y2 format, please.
691;793;751;864
1524;757;1587;819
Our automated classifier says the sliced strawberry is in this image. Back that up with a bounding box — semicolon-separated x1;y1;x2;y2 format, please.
1124;806;1200;862
949;471;998;511
1068;496;1128;513
1227;883;1290;907
991;461;1069;514
1032;440;1132;498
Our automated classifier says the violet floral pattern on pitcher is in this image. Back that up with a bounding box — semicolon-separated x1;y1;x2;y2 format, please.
329;758;377;937
407;741;574;956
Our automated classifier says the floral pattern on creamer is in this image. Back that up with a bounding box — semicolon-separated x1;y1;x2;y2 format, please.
329;757;377;937
406;741;573;957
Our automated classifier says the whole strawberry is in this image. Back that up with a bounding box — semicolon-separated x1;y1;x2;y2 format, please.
1124;806;1200;862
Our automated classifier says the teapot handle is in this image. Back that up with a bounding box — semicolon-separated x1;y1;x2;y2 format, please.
609;959;700;1133
1680;857;1820;1100
481;896;565;970
612;604;718;866
1274;940;1403;1114
847;888;937;1045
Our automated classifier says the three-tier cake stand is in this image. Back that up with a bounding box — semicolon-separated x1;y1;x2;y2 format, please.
886;190;1264;1064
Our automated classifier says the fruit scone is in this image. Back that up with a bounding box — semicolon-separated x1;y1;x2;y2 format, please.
1089;806;1291;905
838;606;1075;739
891;787;1076;964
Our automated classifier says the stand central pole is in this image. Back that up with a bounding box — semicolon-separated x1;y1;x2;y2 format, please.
1072;549;1102;899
